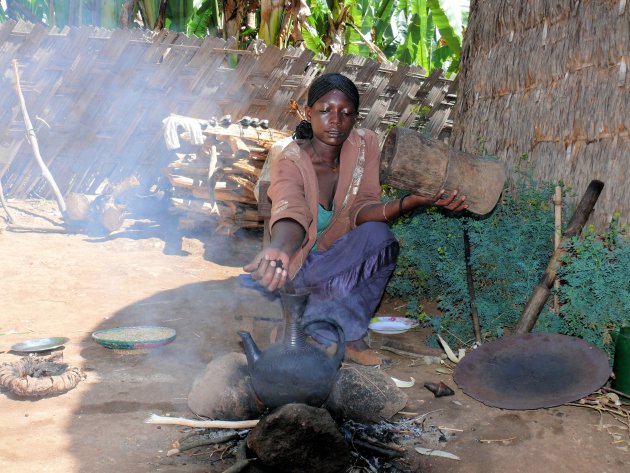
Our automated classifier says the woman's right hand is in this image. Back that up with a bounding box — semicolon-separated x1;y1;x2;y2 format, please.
243;247;290;292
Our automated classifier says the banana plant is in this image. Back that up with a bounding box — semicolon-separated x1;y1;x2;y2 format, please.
164;0;194;31
396;0;430;69
2;1;126;28
301;0;332;55
346;0;397;59
259;0;286;46
187;0;223;37
1;0;468;74
426;0;463;75
347;0;464;75
3;0;50;24
138;0;160;28
1;0;192;30
301;0;353;57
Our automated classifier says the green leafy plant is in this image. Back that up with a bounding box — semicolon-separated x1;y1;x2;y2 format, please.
1;1;468;74
186;0;222;37
542;215;630;357
347;0;465;75
386;176;630;362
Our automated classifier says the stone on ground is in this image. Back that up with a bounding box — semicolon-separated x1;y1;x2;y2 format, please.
326;364;408;422
247;403;350;473
187;352;259;420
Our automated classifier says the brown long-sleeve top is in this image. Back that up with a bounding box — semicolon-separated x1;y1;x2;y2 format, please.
268;128;383;278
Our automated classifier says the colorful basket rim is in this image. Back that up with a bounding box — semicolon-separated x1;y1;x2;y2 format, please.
92;326;176;350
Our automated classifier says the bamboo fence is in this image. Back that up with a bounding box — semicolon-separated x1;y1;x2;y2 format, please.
0;19;456;233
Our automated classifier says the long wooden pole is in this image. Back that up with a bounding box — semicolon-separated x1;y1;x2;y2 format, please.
0;179;15;224
12;60;66;216
552;186;562;313
514;180;604;333
145;413;258;429
463;225;482;343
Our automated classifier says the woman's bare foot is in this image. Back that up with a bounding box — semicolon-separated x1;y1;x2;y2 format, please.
344;339;383;366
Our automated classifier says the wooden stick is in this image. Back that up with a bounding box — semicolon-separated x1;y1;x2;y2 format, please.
603;386;630;400
6;225;67;234
379;345;444;364
145;414;259;429
346;23;389;63
514;180;604;333
0;179;14;224
552;186;562;313
567;403;630;427
463;225;482;343
354;433;406;454
167;431;241;456
478;437;516;444
12;60;67;216
227;137;251;159
352;438;405;459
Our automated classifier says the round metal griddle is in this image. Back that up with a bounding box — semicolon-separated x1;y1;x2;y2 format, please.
11;337;70;353
453;333;611;410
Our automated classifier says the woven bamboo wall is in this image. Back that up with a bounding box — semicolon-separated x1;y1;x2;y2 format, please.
451;0;629;227
0;20;456;201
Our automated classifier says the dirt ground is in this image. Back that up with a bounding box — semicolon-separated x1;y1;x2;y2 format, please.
0;199;628;473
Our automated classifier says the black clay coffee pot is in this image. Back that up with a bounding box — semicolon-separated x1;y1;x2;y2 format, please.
238;288;345;410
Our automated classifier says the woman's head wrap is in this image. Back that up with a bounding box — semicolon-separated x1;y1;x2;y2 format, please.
293;73;360;139
307;73;360;110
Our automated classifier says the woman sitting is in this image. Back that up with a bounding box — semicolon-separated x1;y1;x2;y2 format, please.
244;73;466;365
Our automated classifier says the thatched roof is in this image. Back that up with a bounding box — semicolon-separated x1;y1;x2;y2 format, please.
451;0;629;227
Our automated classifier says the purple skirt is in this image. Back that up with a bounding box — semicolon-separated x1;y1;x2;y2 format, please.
292;222;399;343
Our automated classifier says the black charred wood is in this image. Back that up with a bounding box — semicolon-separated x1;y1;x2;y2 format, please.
348;439;405;459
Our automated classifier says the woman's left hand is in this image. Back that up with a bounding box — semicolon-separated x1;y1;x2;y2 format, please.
407;189;468;212
431;189;467;212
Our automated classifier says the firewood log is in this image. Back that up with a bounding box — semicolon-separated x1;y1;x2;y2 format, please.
203;123;290;148
214;188;257;205
249;150;269;161
226;175;256;193
99;199;125;233
171;198;236;219
227;137;251;159
110;175;140;199
167;174;204;190
65;193;91;222
232;159;262;178
165;157;211;177
164;122;289;235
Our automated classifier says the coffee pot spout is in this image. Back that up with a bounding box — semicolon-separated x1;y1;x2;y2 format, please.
237;331;261;366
